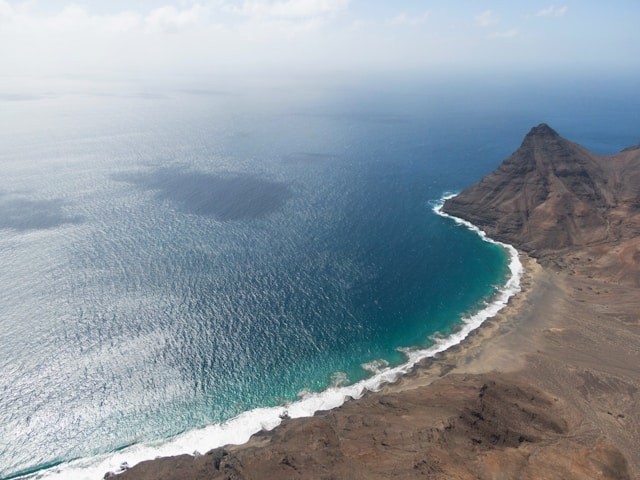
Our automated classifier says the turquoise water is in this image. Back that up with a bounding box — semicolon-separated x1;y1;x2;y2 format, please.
0;76;638;479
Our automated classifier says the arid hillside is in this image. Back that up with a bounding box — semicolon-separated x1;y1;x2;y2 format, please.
443;124;640;284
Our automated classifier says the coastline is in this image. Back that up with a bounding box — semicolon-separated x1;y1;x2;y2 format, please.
376;251;540;395
25;204;522;480
112;248;640;479
23;122;637;479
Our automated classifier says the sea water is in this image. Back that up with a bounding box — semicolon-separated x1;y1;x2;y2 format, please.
0;75;638;479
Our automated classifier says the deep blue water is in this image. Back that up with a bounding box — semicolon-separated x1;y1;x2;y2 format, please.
0;76;639;479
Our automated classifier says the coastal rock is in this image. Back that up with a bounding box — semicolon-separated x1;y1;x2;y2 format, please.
442;124;640;283
112;374;630;480
111;452;223;480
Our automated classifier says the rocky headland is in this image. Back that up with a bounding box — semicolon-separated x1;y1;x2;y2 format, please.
443;123;640;284
110;125;640;480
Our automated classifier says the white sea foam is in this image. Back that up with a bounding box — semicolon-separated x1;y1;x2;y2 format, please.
361;358;390;374
33;193;522;480
329;371;350;387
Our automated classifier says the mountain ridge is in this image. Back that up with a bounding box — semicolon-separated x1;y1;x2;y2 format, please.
442;123;640;284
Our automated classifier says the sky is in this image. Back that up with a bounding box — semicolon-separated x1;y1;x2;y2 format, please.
0;0;639;82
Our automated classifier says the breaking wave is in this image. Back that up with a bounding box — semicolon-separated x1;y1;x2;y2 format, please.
28;193;522;480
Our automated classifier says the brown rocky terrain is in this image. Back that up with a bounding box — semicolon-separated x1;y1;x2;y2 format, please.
110;125;640;480
443;123;640;285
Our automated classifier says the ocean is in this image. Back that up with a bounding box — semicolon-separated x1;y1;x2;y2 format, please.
1;75;638;479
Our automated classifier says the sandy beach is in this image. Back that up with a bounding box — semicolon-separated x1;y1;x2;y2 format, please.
112;251;639;479
390;252;640;477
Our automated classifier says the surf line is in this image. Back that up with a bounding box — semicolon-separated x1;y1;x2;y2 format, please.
432;192;523;323
38;193;523;480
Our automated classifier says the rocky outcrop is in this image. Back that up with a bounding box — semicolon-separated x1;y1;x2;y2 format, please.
443;124;640;283
110;373;630;480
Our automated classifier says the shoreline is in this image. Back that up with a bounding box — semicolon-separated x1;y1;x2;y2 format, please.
377;251;538;395
357;251;640;477
112;249;640;479
106;244;530;479
27;207;523;480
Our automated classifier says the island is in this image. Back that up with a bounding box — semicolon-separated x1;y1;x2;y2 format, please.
110;124;640;479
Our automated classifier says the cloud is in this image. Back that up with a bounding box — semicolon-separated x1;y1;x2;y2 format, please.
216;0;350;41
0;2;208;35
488;28;518;39
144;4;208;34
535;5;568;17
388;11;429;26
349;18;367;30
0;0;357;77
237;15;327;39
0;2;220;77
1;0;631;79
0;2;137;34
230;0;350;18
474;9;498;27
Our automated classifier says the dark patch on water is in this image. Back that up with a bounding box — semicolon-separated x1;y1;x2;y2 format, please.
0;192;83;231
114;168;292;221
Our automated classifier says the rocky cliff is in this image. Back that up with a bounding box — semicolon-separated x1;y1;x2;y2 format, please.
443;124;640;283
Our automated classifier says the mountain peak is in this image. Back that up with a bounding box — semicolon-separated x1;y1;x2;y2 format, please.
442;124;640;283
525;123;560;140
441;124;620;255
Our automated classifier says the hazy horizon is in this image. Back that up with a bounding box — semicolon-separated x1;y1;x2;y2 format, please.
1;1;639;83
